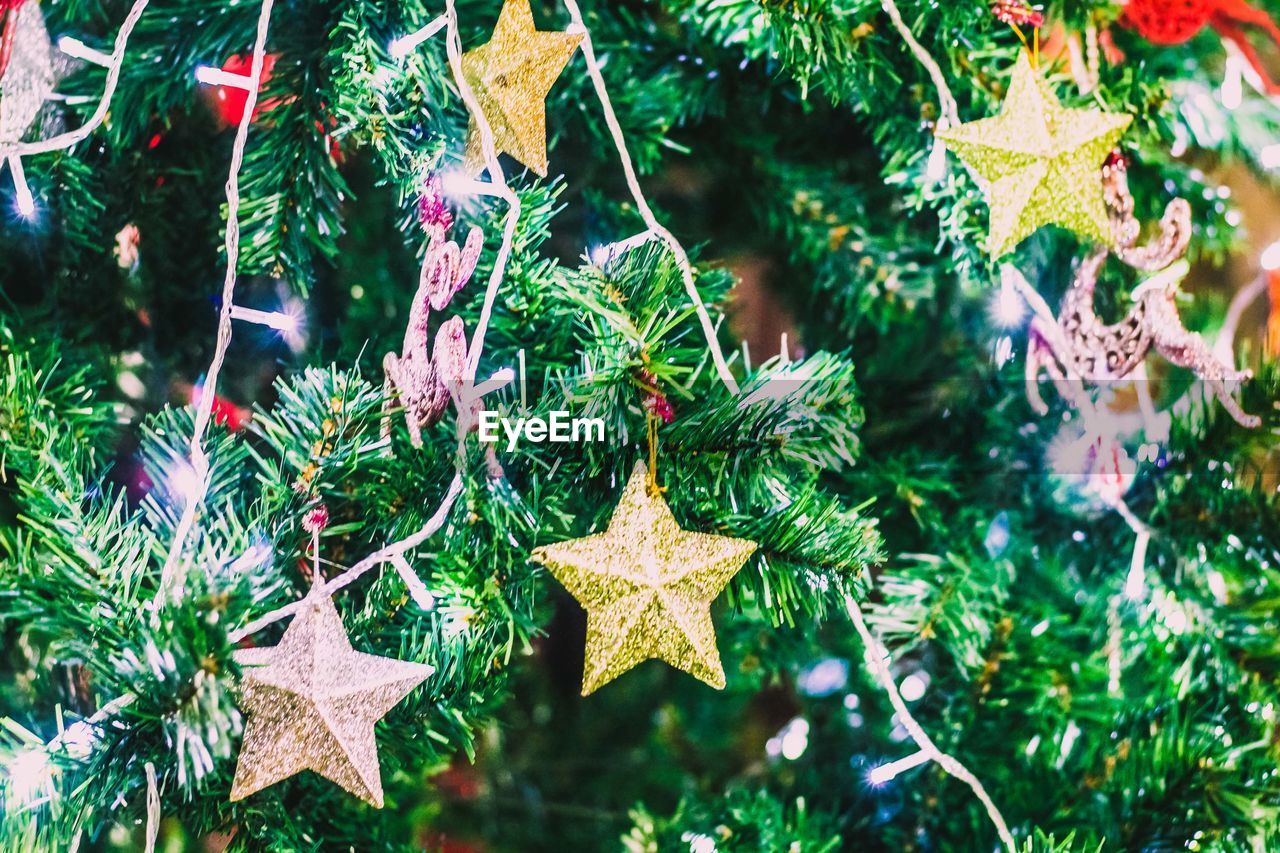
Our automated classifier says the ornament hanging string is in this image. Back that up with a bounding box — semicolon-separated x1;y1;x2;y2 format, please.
228;473;464;642
155;0;277;603
645;411;660;493
558;0;740;396
843;594;1017;852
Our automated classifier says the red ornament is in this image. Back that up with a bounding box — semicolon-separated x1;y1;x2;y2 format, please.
209;394;249;431
1123;0;1213;44
1123;0;1280;92
204;52;280;128
188;382;250;432
643;391;675;424
636;367;675;424
301;503;330;534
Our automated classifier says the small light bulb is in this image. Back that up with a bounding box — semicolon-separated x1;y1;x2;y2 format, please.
438;169;494;199
1222;56;1244;110
1261;240;1280;271
925;136;948;182
389;17;447;60
7;156;36;219
58;36;113;67
990;273;1026;328
867;763;896;786
7;749;53;801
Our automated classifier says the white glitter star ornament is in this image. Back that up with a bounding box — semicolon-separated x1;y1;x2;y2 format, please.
229;591;433;807
532;462;758;695
0;0;56;143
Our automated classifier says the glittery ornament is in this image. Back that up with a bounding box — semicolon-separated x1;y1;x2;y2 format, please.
229;592;433;806
301;502;329;534
416;174;454;237
531;461;757;695
383;226;483;447
0;0;54;144
1025;162;1259;428
461;0;582;177
637;367;674;424
936;52;1132;257
1123;0;1280;92
990;0;1045;28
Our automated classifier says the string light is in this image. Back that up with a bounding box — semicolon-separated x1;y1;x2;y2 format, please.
898;672;928;702
867;748;931;786
389;16;448;60
1221;53;1244;110
6;749;54;803
990;272;1027;327
765;717;810;761
925;122;949;182
1260;240;1280;271
156;0;278;602
194;65;255;89
390;554;436;611
559;0;741;395
228;305;300;332
2;0;152;161
469;366;515;400
587;230;656;266
164;459;205;505
844;594;1016;850
6;155;36;219
57;36;114;67
436;170;506;200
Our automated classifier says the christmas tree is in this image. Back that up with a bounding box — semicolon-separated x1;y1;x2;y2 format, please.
2;0;1279;848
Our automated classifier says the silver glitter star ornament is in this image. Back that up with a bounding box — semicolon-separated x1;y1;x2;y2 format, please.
0;0;55;144
229;592;433;807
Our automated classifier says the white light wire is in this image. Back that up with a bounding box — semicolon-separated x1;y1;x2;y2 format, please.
154;0;277;603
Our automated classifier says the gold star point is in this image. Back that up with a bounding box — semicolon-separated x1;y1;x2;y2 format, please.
461;0;583;177
533;462;758;695
937;51;1132;257
229;594;433;807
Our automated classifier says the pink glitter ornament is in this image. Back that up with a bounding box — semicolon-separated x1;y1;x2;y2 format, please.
382;227;484;448
1024;157;1258;428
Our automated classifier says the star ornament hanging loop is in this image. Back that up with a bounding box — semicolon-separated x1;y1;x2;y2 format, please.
936;51;1132;257
531;462;758;696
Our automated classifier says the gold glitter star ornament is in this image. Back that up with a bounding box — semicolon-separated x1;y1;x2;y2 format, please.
936;52;1132;257
532;462;758;695
229;593;433;807
461;0;582;176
